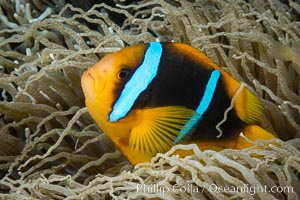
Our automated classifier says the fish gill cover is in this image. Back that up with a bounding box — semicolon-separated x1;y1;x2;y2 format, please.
0;0;299;199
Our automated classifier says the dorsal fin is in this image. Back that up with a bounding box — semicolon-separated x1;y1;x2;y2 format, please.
234;87;265;125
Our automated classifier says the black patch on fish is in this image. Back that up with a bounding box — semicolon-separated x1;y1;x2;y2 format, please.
133;42;246;140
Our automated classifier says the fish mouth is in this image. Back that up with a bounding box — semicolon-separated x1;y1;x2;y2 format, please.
86;69;95;82
81;68;97;100
82;67;98;85
81;67;106;100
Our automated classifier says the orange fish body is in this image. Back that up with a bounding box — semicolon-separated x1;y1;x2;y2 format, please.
81;42;275;165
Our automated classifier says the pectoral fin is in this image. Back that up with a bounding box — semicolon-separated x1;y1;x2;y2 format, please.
129;106;198;159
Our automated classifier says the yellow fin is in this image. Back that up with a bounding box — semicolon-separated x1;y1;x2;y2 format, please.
235;87;265;125
129;106;196;158
235;125;275;149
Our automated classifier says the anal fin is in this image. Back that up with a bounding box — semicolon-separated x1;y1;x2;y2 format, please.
235;125;276;149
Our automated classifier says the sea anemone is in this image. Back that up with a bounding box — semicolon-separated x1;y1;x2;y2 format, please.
0;0;299;199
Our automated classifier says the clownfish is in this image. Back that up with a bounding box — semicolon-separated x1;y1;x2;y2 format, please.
81;42;275;165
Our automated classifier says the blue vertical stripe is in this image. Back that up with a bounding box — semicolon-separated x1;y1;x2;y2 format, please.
109;42;163;122
174;69;221;144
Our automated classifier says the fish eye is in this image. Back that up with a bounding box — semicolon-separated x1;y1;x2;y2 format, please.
118;68;131;80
